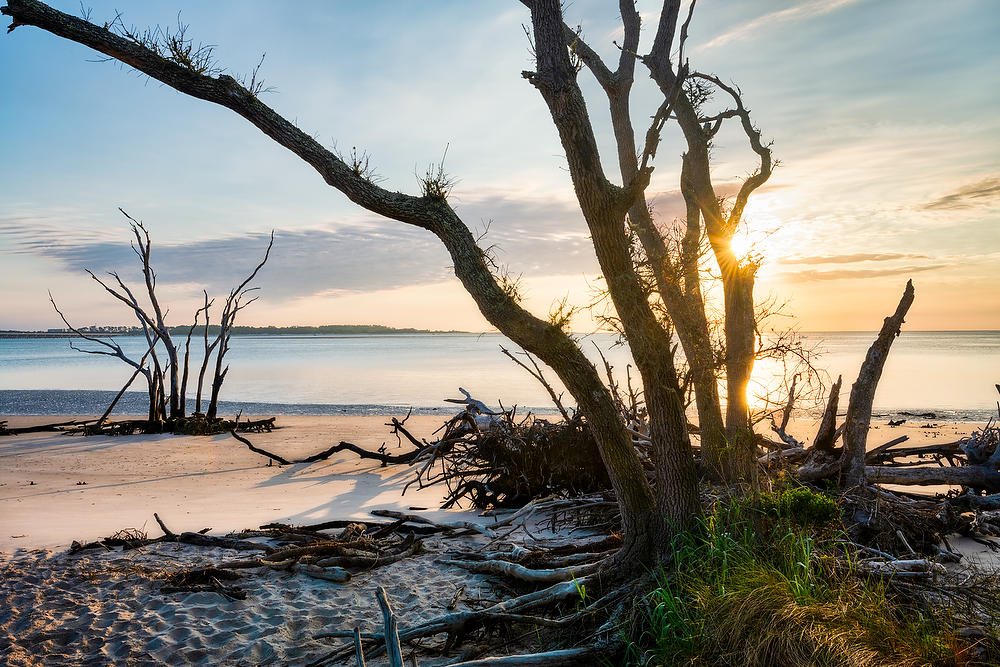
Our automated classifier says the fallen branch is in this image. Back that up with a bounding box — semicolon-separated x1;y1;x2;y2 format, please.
0;419;96;436
439;558;599;583
445;647;605;666
376;587;404;667
230;430;425;466
866;465;1000;491
371;509;497;538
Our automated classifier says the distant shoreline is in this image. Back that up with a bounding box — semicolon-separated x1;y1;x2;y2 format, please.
0;324;469;338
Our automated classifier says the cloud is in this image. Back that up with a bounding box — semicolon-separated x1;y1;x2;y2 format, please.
700;0;862;51
780;252;930;265
773;264;944;282
0;192;604;302
922;176;1000;210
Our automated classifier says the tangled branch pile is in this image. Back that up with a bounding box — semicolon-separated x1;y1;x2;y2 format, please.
408;411;609;510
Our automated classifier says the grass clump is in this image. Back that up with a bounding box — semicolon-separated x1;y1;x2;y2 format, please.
758;485;840;528
624;492;962;666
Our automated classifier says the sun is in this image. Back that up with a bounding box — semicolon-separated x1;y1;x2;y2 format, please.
729;226;767;263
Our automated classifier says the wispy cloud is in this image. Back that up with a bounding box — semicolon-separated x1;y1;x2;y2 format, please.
780;252;930;265
774;264;944;282
700;0;862;50
0;192;605;302
922;176;1000;210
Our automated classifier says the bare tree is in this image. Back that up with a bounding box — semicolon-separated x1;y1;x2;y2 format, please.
205;232;274;420
3;0;778;566
48;211;272;430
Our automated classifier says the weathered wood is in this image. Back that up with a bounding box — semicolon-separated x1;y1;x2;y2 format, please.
371;510;497;538
154;512;176;538
230;430;424;467
949;493;1000;511
444;647;602;666
177;531;271;552
230;429;292;465
864;436;911;463
842;280;915;486
353;627;367;667
292;563;351;583
759;447;806;465
0;419;95;436
439;559;599;583
813;375;842;452
376;587;405;667
866;465;1000;491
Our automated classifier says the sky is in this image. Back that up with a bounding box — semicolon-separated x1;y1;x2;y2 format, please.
0;0;997;332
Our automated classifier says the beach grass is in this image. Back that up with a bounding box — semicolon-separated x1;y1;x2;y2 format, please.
624;488;972;666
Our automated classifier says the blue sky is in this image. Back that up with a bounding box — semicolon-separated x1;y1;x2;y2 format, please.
1;0;997;331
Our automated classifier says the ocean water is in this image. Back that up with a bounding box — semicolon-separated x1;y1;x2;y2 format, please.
0;331;997;420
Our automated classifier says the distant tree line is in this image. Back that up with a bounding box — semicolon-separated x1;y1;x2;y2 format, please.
3;324;464;337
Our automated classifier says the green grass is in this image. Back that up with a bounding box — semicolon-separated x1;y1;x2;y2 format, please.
624;487;962;666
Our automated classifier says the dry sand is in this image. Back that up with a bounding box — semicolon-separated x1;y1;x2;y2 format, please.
0;415;512;666
0;415;476;552
0;414;992;665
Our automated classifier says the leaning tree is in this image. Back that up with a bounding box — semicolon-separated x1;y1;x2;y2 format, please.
3;0;780;568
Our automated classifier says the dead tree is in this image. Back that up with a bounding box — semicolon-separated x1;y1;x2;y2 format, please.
194;290;217;414
764;281;1000;502
47;212;271;430
205;232;273;421
178;293;213;417
3;0;797;567
48;290;161;423
841;279;915;486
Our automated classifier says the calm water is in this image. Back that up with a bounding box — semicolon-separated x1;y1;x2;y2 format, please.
0;332;997;420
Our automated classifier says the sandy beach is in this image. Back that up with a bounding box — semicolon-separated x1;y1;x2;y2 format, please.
0;414;993;665
1;414;983;552
0;415;526;665
0;415;484;552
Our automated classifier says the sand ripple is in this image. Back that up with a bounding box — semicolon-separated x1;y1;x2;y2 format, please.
0;540;492;665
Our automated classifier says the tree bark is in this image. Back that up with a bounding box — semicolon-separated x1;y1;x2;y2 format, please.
842;280;915;486
642;21;773;483
813;375;842;453
524;0;701;545
568;4;726;477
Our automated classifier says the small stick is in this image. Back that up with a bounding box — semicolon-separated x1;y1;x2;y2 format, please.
353;627;367;667
154;512;176;538
376;587;404;667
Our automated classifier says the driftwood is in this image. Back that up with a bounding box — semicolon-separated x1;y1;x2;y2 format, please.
376;587;405;667
439;558;599;583
370;509;497;538
444;647;603;666
230;429;423;467
866;465;1000;491
813;375;842;453
0;419;96;436
842;280;915;486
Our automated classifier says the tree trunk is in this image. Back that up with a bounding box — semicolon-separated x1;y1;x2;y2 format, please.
842;280;915;486
525;0;701;550
721;268;758;480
